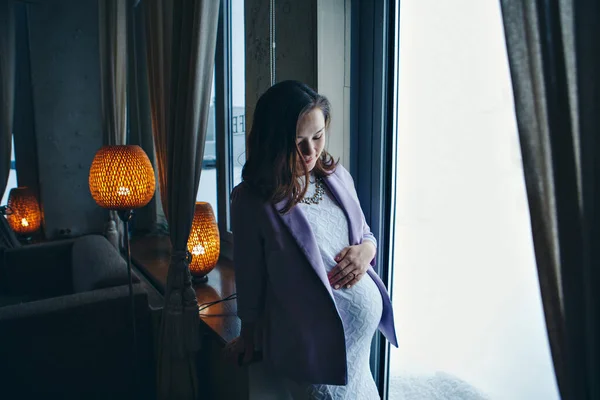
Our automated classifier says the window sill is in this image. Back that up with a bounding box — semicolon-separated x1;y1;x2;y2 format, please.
130;235;240;345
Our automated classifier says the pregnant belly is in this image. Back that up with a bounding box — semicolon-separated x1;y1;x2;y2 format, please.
332;273;383;340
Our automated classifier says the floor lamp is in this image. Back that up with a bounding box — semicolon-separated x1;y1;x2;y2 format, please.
88;144;156;388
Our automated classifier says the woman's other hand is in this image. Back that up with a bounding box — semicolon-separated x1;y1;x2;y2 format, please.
328;242;376;289
224;335;255;365
224;322;257;366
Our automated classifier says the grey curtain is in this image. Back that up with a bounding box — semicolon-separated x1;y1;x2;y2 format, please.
501;1;600;399
128;0;166;234
144;1;219;399
0;0;15;200
99;0;128;248
99;0;128;147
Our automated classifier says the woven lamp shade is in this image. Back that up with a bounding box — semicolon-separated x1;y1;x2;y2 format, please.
7;187;42;235
89;145;156;210
187;202;220;280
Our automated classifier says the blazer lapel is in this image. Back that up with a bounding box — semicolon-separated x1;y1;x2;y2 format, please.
323;172;362;245
274;199;334;299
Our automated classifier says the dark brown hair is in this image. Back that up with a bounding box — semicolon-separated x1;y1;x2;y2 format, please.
242;80;337;213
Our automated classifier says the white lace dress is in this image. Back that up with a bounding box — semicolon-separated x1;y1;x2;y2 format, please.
294;177;383;400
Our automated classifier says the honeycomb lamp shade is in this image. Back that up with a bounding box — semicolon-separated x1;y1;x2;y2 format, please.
187;202;220;281
7;187;42;235
89;145;156;210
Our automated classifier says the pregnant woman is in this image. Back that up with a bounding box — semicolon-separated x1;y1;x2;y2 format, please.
227;80;397;399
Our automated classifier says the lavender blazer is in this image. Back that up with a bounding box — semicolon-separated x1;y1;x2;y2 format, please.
231;165;397;385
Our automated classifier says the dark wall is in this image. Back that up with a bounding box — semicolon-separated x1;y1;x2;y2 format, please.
26;0;105;239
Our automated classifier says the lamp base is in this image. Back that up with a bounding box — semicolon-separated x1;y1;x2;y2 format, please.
192;274;209;284
17;235;34;245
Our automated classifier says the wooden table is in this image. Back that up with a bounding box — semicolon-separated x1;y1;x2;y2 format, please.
130;235;241;345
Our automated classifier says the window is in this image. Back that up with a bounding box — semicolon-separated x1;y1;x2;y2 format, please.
2;135;18;206
232;116;238;134
196;72;218;215
230;0;246;192
387;1;559;399
196;0;245;251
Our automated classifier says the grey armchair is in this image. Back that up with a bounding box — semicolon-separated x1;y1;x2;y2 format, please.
0;234;155;399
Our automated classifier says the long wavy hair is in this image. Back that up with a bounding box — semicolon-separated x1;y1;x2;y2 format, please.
242;80;337;213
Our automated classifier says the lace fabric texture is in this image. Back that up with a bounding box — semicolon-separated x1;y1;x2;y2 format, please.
294;178;383;400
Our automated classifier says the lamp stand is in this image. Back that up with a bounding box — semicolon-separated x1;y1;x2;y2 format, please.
117;209;137;390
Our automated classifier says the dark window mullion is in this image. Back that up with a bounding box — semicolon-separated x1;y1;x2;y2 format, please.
215;0;231;239
351;0;396;397
224;0;235;235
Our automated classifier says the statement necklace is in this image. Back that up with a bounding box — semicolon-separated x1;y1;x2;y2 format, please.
299;177;325;205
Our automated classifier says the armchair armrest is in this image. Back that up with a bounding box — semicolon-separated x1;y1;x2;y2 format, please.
0;282;146;322
1;239;77;298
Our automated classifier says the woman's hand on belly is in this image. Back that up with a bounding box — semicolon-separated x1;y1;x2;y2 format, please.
328;242;377;289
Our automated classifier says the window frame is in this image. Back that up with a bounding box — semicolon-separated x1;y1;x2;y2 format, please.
214;0;243;259
350;0;397;397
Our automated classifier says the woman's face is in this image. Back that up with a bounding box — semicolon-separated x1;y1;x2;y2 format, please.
296;108;326;173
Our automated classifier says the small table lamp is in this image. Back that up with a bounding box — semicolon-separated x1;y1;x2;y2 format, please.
6;187;41;240
88;145;155;373
187;202;220;283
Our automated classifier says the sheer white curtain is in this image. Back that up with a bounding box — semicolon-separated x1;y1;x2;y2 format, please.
144;1;219;398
